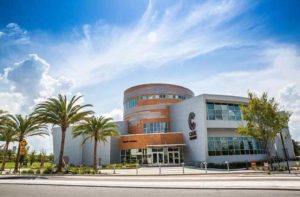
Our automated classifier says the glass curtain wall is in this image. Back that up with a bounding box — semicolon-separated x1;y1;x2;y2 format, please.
208;137;266;156
207;102;242;120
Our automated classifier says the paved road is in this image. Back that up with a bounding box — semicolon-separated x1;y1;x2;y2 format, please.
1;174;300;190
0;185;300;197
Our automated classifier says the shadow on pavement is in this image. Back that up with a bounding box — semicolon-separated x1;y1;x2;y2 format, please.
0;176;49;180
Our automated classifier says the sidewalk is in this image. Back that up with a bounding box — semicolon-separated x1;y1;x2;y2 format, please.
96;166;293;175
98;166;257;175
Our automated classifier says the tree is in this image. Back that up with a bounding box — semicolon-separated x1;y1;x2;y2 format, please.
73;116;119;171
39;149;47;168
0;112;17;171
238;92;290;168
292;139;300;156
7;114;49;173
48;153;54;163
34;94;93;172
29;151;36;166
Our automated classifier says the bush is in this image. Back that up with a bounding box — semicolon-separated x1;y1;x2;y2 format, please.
21;170;28;174
43;167;53;174
83;169;91;174
27;169;35;174
103;163;138;169
71;169;79;174
36;169;41;174
90;170;95;174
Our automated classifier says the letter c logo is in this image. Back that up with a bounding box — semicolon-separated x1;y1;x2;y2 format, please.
188;112;196;130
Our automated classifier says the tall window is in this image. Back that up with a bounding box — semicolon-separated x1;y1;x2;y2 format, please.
144;122;168;133
124;98;137;110
207;102;242;121
208;137;266;156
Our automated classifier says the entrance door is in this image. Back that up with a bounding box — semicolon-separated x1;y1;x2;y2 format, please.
174;152;180;164
152;152;164;165
168;151;180;165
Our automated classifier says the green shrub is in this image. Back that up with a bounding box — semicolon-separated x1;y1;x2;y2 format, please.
43;167;53;174
27;169;35;174
36;169;41;174
21;170;28;174
90;170;95;174
83;169;91;174
71;169;79;174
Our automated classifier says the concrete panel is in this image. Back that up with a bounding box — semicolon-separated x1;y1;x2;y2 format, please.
52;127;83;166
170;95;207;164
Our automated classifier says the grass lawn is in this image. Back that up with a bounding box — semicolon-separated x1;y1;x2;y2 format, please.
3;162;53;170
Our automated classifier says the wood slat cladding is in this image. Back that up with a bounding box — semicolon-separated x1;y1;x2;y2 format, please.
119;132;183;150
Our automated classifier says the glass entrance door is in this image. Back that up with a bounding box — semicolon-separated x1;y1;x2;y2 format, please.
152;152;164;164
150;147;182;165
168;151;180;165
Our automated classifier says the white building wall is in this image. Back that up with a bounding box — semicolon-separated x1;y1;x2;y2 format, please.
52;121;128;166
52;127;83;166
82;139;111;166
170;95;207;164
274;128;296;159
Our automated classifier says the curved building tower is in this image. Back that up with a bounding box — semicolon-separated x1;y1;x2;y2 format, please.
120;83;194;165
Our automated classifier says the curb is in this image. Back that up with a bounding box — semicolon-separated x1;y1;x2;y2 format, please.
1;182;300;191
0;171;271;177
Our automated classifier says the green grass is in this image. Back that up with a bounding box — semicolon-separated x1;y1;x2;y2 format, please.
3;162;53;170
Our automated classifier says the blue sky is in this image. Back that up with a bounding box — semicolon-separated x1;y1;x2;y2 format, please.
0;0;300;153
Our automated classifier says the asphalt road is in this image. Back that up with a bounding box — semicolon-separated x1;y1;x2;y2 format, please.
1;185;300;197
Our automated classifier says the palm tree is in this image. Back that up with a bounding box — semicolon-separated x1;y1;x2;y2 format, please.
34;94;93;172
0;112;17;171
73;116;119;171
7;114;49;173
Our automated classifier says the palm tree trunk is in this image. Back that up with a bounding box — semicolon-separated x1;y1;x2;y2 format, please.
93;137;98;172
14;141;21;173
57;128;66;172
1;141;9;171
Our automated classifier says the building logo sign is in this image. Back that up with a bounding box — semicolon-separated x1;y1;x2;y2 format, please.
188;112;197;140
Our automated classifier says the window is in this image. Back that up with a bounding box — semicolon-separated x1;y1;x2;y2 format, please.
120;148;148;164
124;98;137;110
125;94;187;110
206;102;243;121
207;136;265;156
144;122;168;133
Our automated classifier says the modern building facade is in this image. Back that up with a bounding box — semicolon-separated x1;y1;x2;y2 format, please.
52;83;296;166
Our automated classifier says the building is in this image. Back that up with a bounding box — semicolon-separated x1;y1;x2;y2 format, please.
52;83;296;166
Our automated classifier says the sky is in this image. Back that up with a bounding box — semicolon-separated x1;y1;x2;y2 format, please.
0;0;300;153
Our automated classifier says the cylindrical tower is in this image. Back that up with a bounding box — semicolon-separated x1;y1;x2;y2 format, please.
123;83;194;134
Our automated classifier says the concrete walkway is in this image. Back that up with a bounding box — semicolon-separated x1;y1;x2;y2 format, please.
98;166;258;175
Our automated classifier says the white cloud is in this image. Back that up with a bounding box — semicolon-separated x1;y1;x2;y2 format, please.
40;0;250;87
0;92;24;114
0;54;74;153
103;108;123;121
0;23;29;48
2;54;74;110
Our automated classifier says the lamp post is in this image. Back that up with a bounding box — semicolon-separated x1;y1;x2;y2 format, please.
225;161;230;173
279;131;290;174
203;161;207;174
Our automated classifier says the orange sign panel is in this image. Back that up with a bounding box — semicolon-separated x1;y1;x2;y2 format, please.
119;132;183;150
